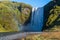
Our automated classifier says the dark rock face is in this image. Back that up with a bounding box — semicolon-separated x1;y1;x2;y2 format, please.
43;0;60;32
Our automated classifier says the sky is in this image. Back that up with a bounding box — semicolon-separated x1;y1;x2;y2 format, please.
11;0;51;7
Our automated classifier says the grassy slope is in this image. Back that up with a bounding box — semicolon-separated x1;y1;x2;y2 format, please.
15;32;60;40
0;1;32;32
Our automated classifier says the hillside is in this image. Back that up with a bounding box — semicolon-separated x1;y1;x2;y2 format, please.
0;1;32;32
43;0;60;32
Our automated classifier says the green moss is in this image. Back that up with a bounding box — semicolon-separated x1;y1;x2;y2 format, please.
0;1;32;32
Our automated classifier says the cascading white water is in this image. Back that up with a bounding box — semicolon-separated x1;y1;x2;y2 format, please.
30;7;43;31
22;7;44;32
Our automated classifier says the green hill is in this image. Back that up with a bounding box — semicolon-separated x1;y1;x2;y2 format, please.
44;0;60;32
0;1;32;32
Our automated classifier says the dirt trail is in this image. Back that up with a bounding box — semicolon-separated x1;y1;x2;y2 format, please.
16;32;60;40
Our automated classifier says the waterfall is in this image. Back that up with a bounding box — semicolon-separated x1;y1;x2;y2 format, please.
22;7;44;32
30;7;43;31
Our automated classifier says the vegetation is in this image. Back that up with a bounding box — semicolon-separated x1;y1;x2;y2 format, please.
45;0;60;31
15;32;60;40
46;5;60;26
0;1;32;32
